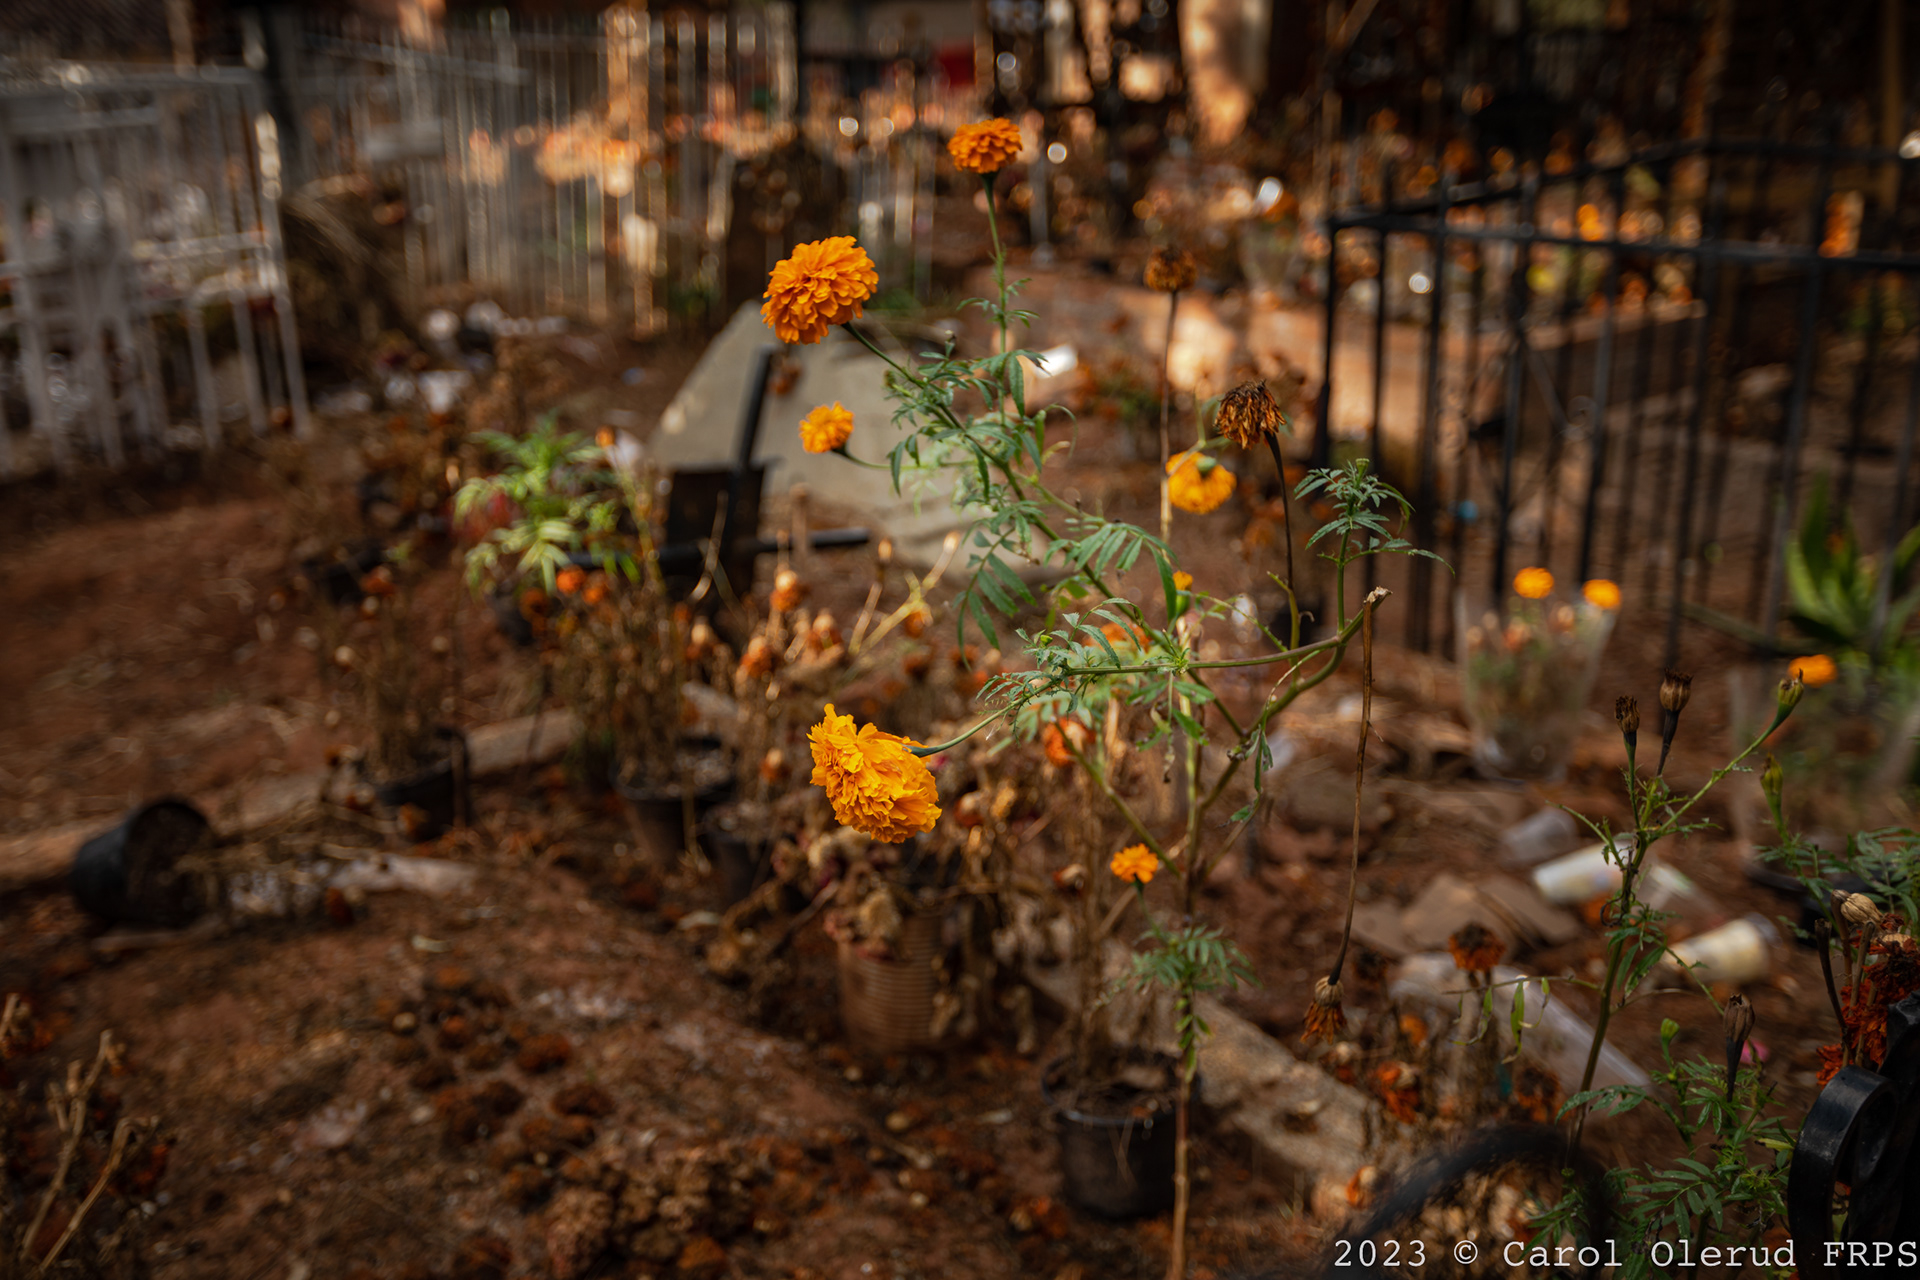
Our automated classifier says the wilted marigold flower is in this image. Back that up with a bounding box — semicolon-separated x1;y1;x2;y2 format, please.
808;610;843;652
902;603;932;638
1513;566;1554;599
1303;977;1347;1044
1110;844;1158;884
1790;653;1838;687
799;402;854;453
737;635;774;679
555;566;586;596
948;118;1024;175
1582;578;1621;610
1167;451;1235;514
1145;247;1198;294
686;620;717;661
759;748;790;784
762;236;879;345
770;568;807;613
581;573;609;606
1447;923;1505;974
808;704;942;844
1215;380;1284;448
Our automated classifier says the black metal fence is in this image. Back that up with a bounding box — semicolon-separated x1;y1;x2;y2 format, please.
1314;134;1920;668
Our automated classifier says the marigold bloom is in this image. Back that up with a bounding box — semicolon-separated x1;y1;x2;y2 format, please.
1447;923;1505;975
1167;451;1235;514
770;568;807;613
1173;571;1193;591
555;566;586;596
799;402;854;453
1215;380;1284;448
762;236;879;345
948;118;1024;175
808;704;942;844
1145;247;1198;294
1790;653;1838;687
1110;844;1158;884
1513;566;1554;599
1042;722;1074;768
1582;578;1621;610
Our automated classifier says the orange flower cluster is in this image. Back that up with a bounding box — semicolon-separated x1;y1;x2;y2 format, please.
1109;844;1158;884
1167;451;1235;514
799;402;854;453
1818;930;1920;1084
1790;653;1838;687
808;704;942;843
762;237;879;345
1513;566;1554;599
1582;578;1621;610
948;119;1024;175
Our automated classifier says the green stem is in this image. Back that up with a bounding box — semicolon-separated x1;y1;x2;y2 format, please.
1066;740;1165;857
910;712;1004;756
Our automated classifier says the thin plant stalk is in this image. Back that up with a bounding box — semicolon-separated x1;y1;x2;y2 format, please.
1159;290;1178;544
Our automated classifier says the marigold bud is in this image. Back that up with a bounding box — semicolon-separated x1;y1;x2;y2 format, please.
1837;891;1882;932
1777;673;1805;713
1614;695;1640;738
1659;669;1694;715
1761;754;1783;807
1314;976;1344;1008
1723;994;1755;1047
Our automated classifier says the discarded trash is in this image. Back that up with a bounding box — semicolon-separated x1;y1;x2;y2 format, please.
1661;914;1780;986
314;386;374;416
1530;840;1635;905
325;851;479;897
1391;953;1650;1093
417;370;473;416
1499;808;1581;868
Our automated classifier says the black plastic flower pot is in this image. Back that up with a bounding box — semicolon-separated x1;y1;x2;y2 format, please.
609;738;735;826
70;798;213;927
305;540;386;605
703;831;768;907
372;731;471;841
1040;1057;1180;1219
488;589;538;648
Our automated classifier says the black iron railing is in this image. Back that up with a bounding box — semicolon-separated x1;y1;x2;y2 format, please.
1315;136;1920;667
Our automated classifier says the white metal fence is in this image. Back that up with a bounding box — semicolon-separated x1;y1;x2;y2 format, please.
0;60;308;478
274;4;799;333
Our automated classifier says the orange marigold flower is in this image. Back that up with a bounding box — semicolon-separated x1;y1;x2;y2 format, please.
762;236;879;345
948;118;1024;175
808;704;942;844
799;402;854;453
1173;570;1194;591
1167;450;1235;514
1042;722;1073;768
902;603;932;638
581;573;609;606
1513;566;1554;599
1790;653;1838;687
1582;578;1621;610
1144;247;1198;294
1447;923;1505;975
1110;844;1158;884
555;566;586;596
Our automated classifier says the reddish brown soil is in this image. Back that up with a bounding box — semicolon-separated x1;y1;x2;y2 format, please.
0;309;1854;1280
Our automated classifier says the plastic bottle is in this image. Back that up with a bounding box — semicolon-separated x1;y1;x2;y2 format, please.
1390;953;1650;1091
1661;913;1780;986
1499;808;1581;868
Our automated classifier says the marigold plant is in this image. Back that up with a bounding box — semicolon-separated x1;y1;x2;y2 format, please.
1514;566;1554;599
1166;450;1235;514
1109;844;1158;884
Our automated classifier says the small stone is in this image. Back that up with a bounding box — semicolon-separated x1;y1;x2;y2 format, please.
843;1066;862;1083
884;1110;913;1134
392;1012;418;1034
908;1191;929;1210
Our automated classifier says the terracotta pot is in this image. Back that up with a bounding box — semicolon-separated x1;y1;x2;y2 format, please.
837;911;942;1055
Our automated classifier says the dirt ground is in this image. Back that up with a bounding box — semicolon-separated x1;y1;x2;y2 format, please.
0;313;1856;1280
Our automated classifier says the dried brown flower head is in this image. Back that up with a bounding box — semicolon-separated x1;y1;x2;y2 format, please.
1614;695;1640;738
1723;994;1755;1047
1215;380;1285;449
1659;669;1694;715
1447;923;1505;975
1145;247;1197;294
1838;891;1883;932
1302;976;1347;1044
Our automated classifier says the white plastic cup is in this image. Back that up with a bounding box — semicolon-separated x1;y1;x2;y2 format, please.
1531;839;1636;905
1663;914;1780;986
1500;808;1581;868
